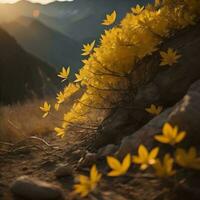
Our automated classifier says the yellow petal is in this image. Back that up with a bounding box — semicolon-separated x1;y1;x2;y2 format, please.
132;156;142;164
90;165;101;183
121;154;131;172
140;164;148;170
54;103;60;111
107;156;122;170
149;147;159;160
138;145;148;160
154;135;170;144
107;170;124;177
79;175;89;184
175;131;186;143
42;112;48;118
163;123;173;137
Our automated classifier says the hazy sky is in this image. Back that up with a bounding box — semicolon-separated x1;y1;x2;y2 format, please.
0;0;73;4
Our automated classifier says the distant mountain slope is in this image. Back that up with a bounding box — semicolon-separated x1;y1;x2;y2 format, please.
2;17;81;71
0;0;153;41
0;27;59;105
42;0;153;40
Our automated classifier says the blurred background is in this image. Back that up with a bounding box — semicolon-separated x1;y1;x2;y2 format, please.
0;0;151;141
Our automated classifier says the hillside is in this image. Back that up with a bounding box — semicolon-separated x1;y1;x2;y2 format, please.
2;17;81;71
0;27;59;105
0;0;153;41
1;22;200;200
1;1;200;200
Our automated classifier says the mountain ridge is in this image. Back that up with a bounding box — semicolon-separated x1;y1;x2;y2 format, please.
0;27;59;105
2;16;82;72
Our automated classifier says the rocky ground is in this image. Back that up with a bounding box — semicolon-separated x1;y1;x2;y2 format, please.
1;22;200;200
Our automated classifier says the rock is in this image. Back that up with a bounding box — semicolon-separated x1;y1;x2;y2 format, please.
102;191;127;200
71;149;84;159
97;144;118;158
40;160;56;171
117;79;200;158
167;80;200;145
93;23;200;149
77;152;97;167
54;164;74;178
10;176;65;200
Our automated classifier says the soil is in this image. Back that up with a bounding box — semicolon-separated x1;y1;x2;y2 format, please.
1;130;200;200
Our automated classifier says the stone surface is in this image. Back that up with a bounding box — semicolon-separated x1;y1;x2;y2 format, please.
97;144;118;158
93;23;200;149
117;79;200;158
11;176;65;200
77;152;97;167
55;164;73;178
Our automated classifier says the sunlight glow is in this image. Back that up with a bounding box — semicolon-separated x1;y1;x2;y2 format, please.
0;0;73;4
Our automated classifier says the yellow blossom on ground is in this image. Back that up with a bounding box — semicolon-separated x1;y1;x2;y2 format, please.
154;123;186;145
153;154;176;177
102;11;117;26
40;101;51;118
145;104;163;115
107;154;131;176
74;165;102;197
133;145;159;170
160;48;181;66
175;147;200;170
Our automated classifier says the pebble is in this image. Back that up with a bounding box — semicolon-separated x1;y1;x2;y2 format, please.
10;176;65;200
54;164;74;178
97;144;118;158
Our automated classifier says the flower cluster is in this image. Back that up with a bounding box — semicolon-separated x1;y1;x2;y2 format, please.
73;123;200;197
43;0;200;137
38;0;200;198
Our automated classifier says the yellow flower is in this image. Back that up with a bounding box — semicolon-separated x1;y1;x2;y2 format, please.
160;48;181;66
58;66;70;82
40;101;51;118
56;91;65;104
74;73;82;83
153;154;175;177
131;5;144;15
54;127;65;138
175;147;200;170
81;40;96;56
102;11;117;26
145;104;163;115
74;165;102;197
133;145;159;170
154;123;186;145
107;154;131;176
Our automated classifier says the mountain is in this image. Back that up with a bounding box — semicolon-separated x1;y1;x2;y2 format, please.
2;17;81;71
0;0;153;78
0;0;153;41
0;27;59;105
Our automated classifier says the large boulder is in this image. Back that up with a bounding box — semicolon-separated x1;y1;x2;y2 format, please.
117;79;200;158
10;176;65;200
93;22;200;149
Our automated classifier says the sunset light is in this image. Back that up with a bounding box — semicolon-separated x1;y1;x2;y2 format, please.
0;0;73;4
32;9;40;17
1;0;200;199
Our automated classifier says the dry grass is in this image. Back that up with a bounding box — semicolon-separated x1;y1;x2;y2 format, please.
0;88;108;143
0;97;70;142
